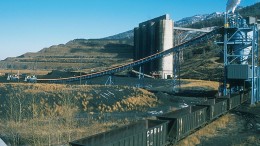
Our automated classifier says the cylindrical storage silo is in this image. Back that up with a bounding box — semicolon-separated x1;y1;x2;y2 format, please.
139;25;147;61
134;27;140;61
241;31;253;64
153;21;160;73
133;14;174;79
147;21;156;74
140;24;149;74
232;31;252;64
158;19;174;79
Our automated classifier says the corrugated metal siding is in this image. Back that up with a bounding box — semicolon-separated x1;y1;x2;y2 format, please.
70;120;168;146
177;106;207;140
212;99;228;119
196;98;227;121
192;106;207;130
133;27;140;61
240;91;250;103
146;123;167;146
157;106;207;142
227;65;251;79
229;94;241;109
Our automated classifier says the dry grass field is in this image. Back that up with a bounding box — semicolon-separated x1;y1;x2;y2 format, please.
0;69;50;76
181;79;219;90
0;83;158;145
0;79;259;146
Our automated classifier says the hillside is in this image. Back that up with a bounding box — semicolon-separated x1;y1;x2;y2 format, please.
180;3;260;81
0;39;133;73
102;30;134;40
179;40;223;81
186;3;260;28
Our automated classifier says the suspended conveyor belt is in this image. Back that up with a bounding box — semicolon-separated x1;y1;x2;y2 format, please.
37;27;223;83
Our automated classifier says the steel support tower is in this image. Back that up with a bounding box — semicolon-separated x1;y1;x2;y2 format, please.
173;51;181;92
220;13;259;105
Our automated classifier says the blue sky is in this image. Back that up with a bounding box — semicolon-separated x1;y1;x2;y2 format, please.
0;0;258;60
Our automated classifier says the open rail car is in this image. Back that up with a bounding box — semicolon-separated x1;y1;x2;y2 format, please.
69;91;249;146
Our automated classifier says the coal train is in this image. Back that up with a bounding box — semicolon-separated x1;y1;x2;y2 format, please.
69;90;249;146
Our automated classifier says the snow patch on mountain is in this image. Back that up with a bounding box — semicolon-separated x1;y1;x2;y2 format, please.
175;12;224;27
102;12;226;40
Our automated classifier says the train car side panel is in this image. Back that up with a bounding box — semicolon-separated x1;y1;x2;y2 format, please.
229;94;241;109
212;98;228;119
157;106;207;143
240;90;250;103
69;120;168;146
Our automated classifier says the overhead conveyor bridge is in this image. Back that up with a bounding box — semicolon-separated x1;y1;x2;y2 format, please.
37;27;223;83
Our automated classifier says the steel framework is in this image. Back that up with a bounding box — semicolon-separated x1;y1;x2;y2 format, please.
219;13;259;105
37;27;222;84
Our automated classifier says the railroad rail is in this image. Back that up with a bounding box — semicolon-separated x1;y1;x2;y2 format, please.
37;27;223;83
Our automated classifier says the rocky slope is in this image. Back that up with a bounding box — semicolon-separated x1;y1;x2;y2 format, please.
0;39;133;72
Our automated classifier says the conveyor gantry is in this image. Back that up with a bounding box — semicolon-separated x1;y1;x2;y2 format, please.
37;27;223;83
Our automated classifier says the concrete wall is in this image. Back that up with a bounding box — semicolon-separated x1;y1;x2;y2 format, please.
159;19;174;79
134;27;140;61
134;14;174;79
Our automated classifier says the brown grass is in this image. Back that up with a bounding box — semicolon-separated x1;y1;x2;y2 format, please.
0;83;157;145
1;118;129;145
181;79;219;90
0;69;50;75
176;114;236;146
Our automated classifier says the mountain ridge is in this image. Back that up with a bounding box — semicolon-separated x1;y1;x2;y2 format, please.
101;12;225;40
102;3;260;40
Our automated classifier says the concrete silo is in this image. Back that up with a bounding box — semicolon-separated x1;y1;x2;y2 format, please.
158;19;174;79
134;14;174;79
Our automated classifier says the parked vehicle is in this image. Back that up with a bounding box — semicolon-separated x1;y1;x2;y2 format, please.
24;75;37;83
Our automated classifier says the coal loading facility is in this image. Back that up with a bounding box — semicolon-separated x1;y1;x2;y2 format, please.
69;9;260;146
4;2;259;146
1;1;260;146
134;15;174;79
217;13;260;105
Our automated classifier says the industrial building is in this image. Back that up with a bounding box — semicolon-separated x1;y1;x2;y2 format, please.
134;14;174;79
216;14;260;104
